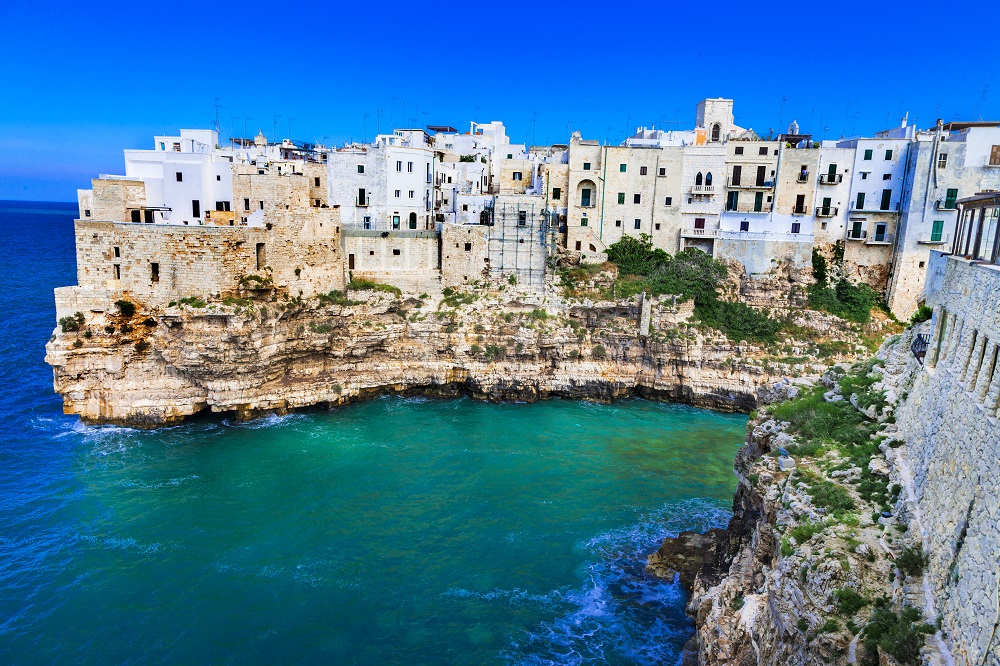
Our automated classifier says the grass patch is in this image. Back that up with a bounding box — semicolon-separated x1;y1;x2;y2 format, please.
347;277;402;296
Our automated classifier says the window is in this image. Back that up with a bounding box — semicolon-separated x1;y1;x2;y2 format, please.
794;194;806;213
883;173;892;180
726;191;739;211
633;194;641;204
732;165;742;186
575;241;582;250
919;261;925;268
113;264;121;280
84;209;91;217
880;189;892;211
735;146;744;155
619;164;627;172
357;165;365;173
618;192;625;204
664;197;672;205
255;243;265;270
512;171;522;181
464;243;472;251
215;201;229;211
131;209;140;222
634;219;641;229
315;199;321;206
655;223;660;230
874;222;888;241
694;218;705;229
861;172;869;180
393;249;401;256
407;162;413;172
739;220;749;232
711;123;721;142
363;216;371;229
259;201;264;210
581;217;588;226
615;220;622;227
216;175;221;181
990;145;1000;166
150;262;159;282
396;161;402;171
581;188;592;207
583;162;591;170
159;142;165;150
884;149;893;160
552;187;561;200
507;154;513;159
944;188;958;209
705;172;713;186
462;204;469;211
758;146;768;155
409;212;417;229
640;166;648;175
408;190;414;199
394;190;401;198
856;192;865;210
172;142;180;152
791;222;801;234
518;211;527;226
176;172;183;182
191;200;200;217
863;149;873;160
695;172;703;186
937;153;948;169
931;220;944;242
392;215;400;229
658;167;666;176
113;246;120;258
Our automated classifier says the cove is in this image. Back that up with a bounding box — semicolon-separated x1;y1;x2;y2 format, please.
1;397;745;664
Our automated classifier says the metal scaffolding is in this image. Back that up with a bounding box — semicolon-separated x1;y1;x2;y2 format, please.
484;201;553;288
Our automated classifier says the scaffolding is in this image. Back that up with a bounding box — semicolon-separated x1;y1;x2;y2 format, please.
484;201;554;288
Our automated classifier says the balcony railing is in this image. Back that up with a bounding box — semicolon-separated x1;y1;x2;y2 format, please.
866;232;894;245
726;204;772;214
792;207;808;215
935;199;958;211
851;203;900;213
356;196;370;206
819;173;843;185
917;233;950;245
816;206;839;217
690;185;716;194
579;202;596;208
846;229;868;240
796;171;810;183
728;177;774;189
680;227;719;238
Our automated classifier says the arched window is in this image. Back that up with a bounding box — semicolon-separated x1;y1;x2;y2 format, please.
695;172;703;186
705;172;713;186
408;212;417;229
711;123;721;142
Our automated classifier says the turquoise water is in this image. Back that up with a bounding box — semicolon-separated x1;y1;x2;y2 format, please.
0;202;747;664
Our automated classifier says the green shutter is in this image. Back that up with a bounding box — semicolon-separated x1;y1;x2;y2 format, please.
931;220;944;242
864;149;873;160
885;149;893;160
619;164;626;172
945;188;958;209
617;192;625;204
856;192;865;210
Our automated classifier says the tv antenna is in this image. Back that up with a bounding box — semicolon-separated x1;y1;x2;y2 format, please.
213;97;225;134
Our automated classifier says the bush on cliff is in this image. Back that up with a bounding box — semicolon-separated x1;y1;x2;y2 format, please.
115;300;136;318
59;311;85;333
604;234;780;343
861;601;934;666
347;277;402;297
807;248;881;324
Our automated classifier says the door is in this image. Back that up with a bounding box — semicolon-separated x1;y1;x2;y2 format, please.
348;254;355;270
731;165;741;186
727;191;738;211
392;215;400;229
880;189;892;211
192;200;200;218
822;197;832;215
358;188;366;205
694;218;705;229
827;163;837;181
754;192;763;212
851;221;863;239
856;192;865;210
945;188;958;209
581;188;591;207
756;165;766;186
875;223;887;242
795;194;805;214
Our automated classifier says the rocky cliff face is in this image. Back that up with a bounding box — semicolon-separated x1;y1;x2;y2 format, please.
45;287;797;427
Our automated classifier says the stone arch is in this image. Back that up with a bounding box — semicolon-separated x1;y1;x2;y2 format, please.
711;123;721;142
705;172;713;186
695;172;703;186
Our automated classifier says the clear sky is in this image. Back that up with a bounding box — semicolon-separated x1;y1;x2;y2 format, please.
1;0;997;202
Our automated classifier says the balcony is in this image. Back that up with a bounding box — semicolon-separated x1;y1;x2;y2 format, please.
851;203;900;214
690;185;716;194
866;232;894;245
918;233;950;245
935;199;958;211
726;204;772;214
819;173;843;185
816;206;839;217
356;196;370;207
680;227;719;238
728;177;775;189
579;202;597;209
796;171;810;183
846;229;868;241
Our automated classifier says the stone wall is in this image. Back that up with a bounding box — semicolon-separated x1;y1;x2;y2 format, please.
441;224;489;287
342;229;441;292
894;252;1000;666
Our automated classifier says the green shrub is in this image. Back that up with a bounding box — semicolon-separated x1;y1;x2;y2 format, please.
798;470;856;513
469;344;482;356
507;273;517;285
440;287;476;309
309;322;335;333
835;589;869;616
347;277;402;296
909;305;932;325
239;274;273;289
807;279;881;324
115;300;136;317
731;596;745;610
797;618;809;632
177;296;207;308
72;339;83;348
59;311;85;333
818;619;840;633
861;602;934;665
528;308;548;320
896;546;928;578
484;344;505;361
134;340;150;353
592;344;607;360
789;519;828;545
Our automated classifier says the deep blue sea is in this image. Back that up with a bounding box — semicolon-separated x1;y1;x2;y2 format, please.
0;201;747;665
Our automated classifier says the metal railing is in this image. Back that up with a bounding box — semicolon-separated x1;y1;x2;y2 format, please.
816;206;839;217
356;196;370;206
727;177;774;189
690;185;715;194
918;233;950;245
797;172;809;182
911;333;929;365
935;199;958;211
846;229;868;240
866;232;894;245
819;173;843;184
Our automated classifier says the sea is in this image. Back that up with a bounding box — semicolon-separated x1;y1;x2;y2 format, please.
0;201;747;665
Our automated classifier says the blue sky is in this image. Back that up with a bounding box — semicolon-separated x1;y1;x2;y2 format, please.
1;0;997;202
